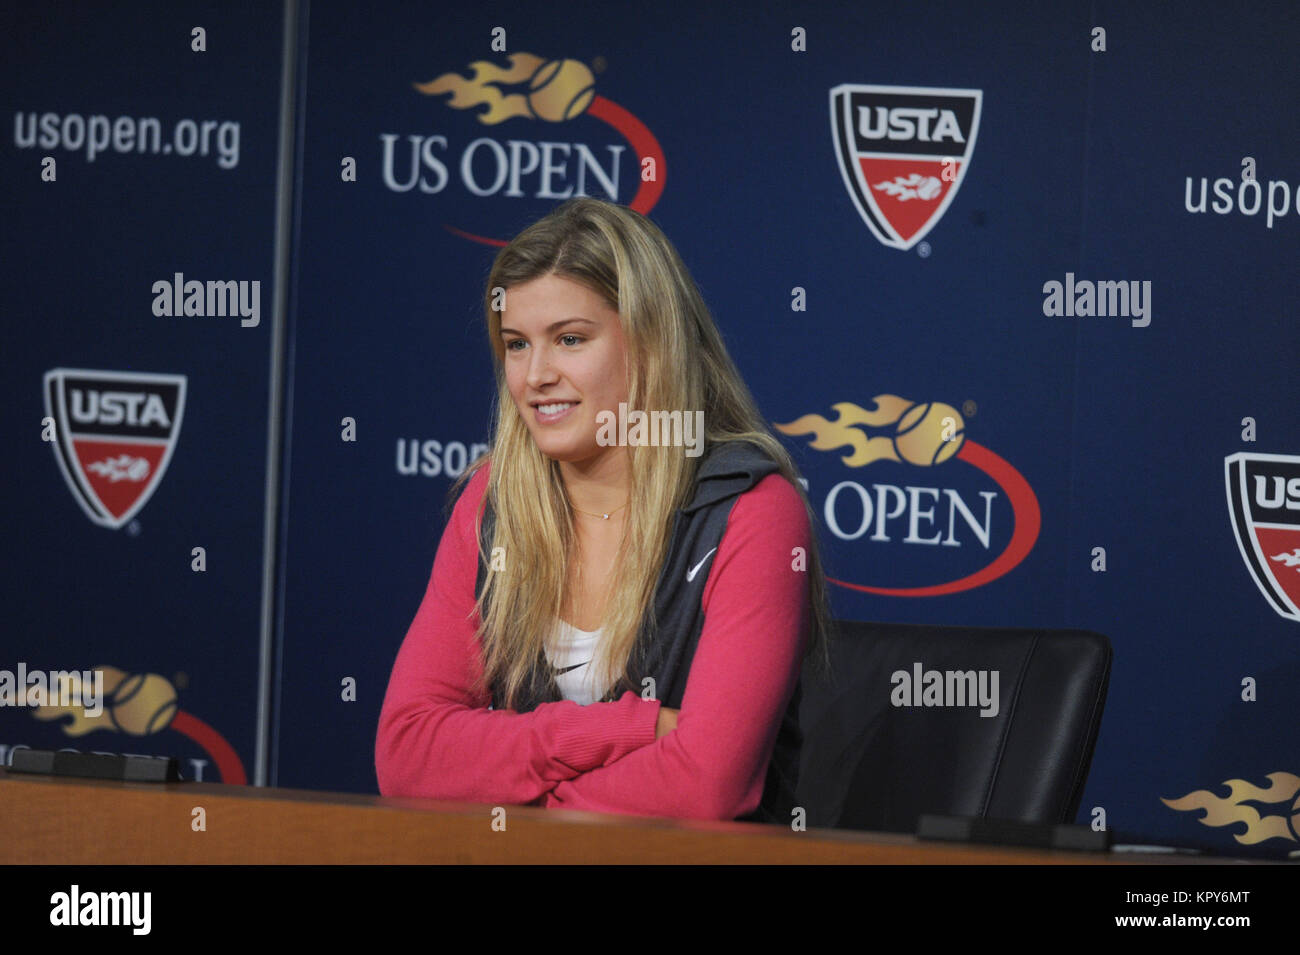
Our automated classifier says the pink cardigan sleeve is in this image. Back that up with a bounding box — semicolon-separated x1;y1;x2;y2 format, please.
541;473;812;821
375;465;660;804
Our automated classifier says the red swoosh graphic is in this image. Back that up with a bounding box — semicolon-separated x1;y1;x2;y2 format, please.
586;95;665;213
169;710;247;784
828;440;1041;597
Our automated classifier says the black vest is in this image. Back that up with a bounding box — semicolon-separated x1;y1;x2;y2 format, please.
472;440;803;824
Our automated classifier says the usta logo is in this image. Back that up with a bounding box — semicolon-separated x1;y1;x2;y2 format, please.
69;389;173;428
856;106;966;143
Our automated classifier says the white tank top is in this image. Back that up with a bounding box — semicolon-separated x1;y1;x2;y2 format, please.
545;618;610;705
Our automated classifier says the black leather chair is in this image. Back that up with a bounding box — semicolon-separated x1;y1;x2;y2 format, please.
797;619;1111;833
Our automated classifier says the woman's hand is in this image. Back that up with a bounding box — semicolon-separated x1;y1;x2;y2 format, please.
655;705;679;739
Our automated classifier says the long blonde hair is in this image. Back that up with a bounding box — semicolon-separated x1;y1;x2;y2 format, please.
449;197;835;709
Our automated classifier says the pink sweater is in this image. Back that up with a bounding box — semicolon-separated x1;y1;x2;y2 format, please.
375;462;811;821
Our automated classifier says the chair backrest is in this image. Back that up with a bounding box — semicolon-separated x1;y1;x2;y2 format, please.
796;619;1112;833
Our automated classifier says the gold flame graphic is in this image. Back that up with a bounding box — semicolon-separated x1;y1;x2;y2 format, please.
775;395;965;468
32;665;179;737
413;53;596;124
1162;772;1300;844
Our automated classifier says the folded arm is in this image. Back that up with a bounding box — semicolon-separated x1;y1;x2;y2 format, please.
375;468;660;805
542;474;811;820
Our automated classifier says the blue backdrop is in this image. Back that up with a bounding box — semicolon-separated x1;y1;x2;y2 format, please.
3;0;1297;854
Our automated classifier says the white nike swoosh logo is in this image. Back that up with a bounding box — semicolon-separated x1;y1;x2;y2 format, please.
686;547;717;582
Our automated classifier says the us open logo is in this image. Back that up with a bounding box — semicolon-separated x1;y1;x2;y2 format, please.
44;368;187;529
386;52;668;245
777;394;1039;596
830;84;982;250
1226;452;1300;623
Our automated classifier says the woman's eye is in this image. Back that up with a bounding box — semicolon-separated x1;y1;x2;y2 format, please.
504;334;582;351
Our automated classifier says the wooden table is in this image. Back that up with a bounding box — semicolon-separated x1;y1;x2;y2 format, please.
0;768;1255;864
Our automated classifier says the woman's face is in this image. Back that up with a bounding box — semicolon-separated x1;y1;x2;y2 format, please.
500;273;631;467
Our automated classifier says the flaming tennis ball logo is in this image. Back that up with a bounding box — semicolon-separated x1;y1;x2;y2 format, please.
527;59;595;122
776;395;965;468
31;665;177;737
413;52;596;125
1164;772;1300;845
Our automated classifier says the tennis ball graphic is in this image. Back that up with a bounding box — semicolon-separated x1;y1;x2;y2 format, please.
894;402;965;466
108;672;178;736
528;59;595;121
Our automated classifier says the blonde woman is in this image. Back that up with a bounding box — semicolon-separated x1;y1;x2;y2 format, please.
376;197;833;823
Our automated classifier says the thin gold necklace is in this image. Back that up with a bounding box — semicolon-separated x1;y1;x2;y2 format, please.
570;501;628;521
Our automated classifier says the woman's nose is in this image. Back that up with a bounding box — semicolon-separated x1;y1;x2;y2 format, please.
526;349;558;386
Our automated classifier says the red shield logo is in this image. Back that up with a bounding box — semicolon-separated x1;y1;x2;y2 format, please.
44;368;187;529
830;84;982;250
1226;452;1300;623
